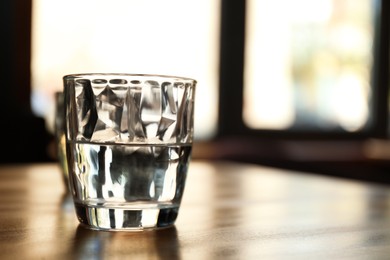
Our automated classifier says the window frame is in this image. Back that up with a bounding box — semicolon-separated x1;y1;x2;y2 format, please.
217;0;390;140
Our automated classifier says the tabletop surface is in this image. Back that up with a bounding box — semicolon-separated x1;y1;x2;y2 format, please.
1;160;390;259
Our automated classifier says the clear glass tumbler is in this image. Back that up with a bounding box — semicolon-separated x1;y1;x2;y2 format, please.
63;73;196;231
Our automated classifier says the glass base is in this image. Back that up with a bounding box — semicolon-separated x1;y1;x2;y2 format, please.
74;203;179;231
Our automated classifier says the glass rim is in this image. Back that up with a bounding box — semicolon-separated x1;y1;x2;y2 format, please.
63;73;197;84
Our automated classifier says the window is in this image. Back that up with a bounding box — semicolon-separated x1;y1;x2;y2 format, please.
31;0;220;141
245;0;376;132
219;0;389;139
32;0;389;141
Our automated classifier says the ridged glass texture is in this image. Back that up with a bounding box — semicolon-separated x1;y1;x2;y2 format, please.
64;74;196;145
63;74;196;231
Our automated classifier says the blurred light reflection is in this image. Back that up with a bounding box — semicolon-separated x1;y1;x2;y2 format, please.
244;0;373;131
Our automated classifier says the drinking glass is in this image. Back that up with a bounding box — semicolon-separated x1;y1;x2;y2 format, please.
63;73;196;231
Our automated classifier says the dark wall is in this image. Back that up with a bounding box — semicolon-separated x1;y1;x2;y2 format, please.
0;0;54;163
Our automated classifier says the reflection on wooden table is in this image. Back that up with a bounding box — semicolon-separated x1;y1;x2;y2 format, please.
0;160;390;259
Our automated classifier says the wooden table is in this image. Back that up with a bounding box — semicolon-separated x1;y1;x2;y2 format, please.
1;160;390;259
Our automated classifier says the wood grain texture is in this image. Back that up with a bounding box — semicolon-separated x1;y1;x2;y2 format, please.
0;161;390;259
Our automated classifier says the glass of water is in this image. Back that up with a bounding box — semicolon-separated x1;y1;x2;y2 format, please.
63;73;196;231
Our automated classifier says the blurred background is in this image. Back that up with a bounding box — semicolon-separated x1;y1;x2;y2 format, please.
1;0;389;183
